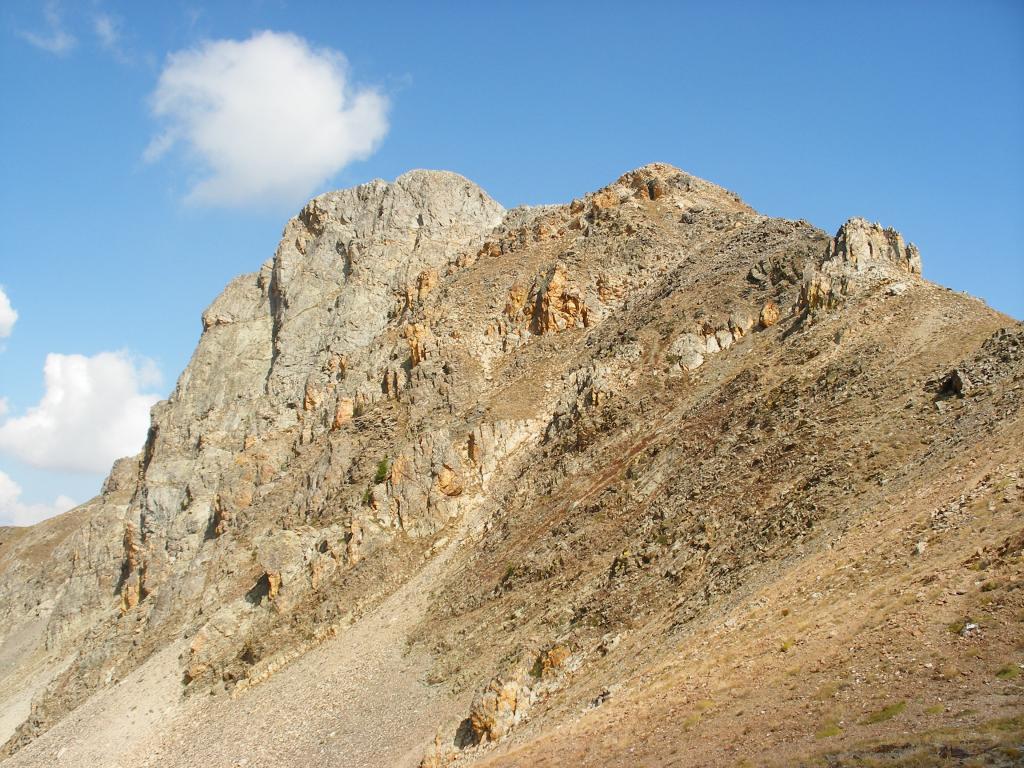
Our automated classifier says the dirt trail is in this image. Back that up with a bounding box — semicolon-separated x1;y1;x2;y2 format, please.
3;543;469;768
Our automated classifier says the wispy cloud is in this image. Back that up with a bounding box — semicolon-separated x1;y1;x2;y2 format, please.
93;13;118;49
145;31;389;207
20;2;77;56
92;12;132;63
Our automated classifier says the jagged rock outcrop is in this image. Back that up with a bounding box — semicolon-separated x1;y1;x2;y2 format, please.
828;216;922;275
798;217;923;314
527;263;590;335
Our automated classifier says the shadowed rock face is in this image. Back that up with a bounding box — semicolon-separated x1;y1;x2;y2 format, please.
1;163;1021;768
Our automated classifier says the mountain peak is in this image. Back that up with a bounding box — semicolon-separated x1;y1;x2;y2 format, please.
1;164;1020;768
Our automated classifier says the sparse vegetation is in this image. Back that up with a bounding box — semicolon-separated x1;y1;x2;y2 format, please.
939;664;962;680
995;664;1019;680
815;719;842;738
680;712;704;731
947;617;973;635
862;701;906;725
374;459;390;484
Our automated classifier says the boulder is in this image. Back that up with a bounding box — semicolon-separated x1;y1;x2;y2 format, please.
669;333;706;371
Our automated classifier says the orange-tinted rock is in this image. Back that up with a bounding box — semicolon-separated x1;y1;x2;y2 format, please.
759;301;781;328
332;397;354;429
416;268;438;301
436;464;464;497
529;264;589;335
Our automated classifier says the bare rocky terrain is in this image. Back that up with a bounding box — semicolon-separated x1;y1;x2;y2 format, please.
0;164;1021;767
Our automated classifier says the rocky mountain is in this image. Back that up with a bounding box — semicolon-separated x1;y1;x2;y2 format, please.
0;164;1021;767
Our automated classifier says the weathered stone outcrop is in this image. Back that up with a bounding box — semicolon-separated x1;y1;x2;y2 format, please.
799;217;923;314
827;217;922;275
469;676;532;743
666;311;759;372
528;263;590;335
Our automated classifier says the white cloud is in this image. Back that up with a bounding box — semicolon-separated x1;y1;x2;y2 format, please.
93;14;119;49
145;31;389;207
0;470;76;527
92;12;133;64
0;286;16;339
20;2;77;56
0;351;161;474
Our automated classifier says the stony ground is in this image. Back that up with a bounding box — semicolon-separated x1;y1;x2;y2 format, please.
4;535;470;768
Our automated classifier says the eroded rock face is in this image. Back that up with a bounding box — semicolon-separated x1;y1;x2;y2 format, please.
1;171;510;752
130;170;504;581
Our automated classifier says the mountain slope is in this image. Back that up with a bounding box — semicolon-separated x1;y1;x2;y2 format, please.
0;164;1021;767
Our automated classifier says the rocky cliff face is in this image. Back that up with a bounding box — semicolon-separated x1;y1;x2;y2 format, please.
1;164;1021;768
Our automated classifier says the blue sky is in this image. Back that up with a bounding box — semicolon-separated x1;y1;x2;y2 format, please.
0;0;1022;523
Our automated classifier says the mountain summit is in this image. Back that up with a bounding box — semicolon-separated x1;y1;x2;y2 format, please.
1;165;1021;767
